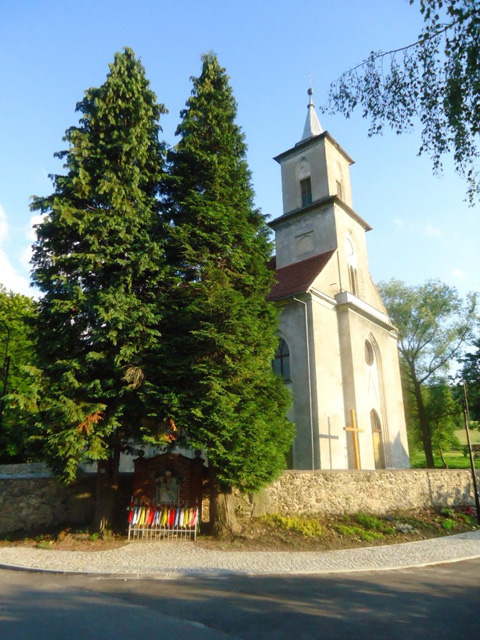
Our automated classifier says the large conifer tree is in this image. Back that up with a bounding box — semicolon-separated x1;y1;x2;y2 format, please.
31;48;168;531
164;53;294;534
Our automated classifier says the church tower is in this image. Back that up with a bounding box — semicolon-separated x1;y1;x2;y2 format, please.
269;89;409;471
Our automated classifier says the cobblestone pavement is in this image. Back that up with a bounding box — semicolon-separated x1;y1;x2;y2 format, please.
1;530;480;576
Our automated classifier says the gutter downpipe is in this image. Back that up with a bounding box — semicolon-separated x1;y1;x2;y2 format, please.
293;295;316;471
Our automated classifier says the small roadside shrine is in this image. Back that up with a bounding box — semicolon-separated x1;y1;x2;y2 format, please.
127;451;206;541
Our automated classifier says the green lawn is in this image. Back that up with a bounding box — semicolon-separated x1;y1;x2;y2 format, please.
408;427;480;469
454;428;480;446
410;448;480;469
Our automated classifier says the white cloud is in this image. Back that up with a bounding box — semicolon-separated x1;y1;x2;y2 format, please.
26;213;43;242
20;245;33;272
453;269;465;279
424;223;441;237
0;203;35;296
18;213;44;271
0;249;32;296
0;202;8;244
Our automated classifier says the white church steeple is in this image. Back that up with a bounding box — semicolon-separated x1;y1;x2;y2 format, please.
268;91;410;473
301;87;323;141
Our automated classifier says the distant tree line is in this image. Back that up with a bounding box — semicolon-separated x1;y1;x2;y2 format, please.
378;279;478;467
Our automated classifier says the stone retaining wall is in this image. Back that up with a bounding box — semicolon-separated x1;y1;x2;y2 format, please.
1;466;479;533
0;464;96;535
240;469;480;518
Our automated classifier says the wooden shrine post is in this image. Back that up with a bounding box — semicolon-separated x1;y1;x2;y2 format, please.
344;409;363;470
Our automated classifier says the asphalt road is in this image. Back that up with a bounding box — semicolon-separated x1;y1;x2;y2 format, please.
1;559;479;639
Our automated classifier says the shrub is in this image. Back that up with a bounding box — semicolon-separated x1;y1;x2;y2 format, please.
355;513;395;533
335;524;385;542
261;514;325;538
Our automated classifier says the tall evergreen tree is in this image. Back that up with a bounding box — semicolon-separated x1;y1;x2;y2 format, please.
31;48;169;532
162;53;294;535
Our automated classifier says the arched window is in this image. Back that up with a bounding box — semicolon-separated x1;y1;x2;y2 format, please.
365;339;374;366
349;265;358;296
273;338;291;381
298;158;313;208
336;161;344;200
300;178;312;207
345;235;359;296
370;409;385;469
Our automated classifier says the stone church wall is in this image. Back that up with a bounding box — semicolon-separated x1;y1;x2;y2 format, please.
242;469;480;518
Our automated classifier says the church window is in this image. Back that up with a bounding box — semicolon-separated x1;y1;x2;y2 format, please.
349;265;359;296
365;340;374;366
300;178;312;207
336;179;344;200
345;235;359;296
273;338;291;381
370;410;386;469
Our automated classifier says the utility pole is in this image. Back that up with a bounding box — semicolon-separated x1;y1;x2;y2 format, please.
462;381;480;525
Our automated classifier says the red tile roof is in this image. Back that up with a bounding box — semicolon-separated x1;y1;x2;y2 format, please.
267;250;335;301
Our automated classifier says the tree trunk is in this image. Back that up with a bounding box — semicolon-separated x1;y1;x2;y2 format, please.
413;380;435;468
91;440;121;534
439;446;448;469
208;466;239;537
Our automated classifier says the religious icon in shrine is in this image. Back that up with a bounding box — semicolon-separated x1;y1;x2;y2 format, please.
156;469;180;504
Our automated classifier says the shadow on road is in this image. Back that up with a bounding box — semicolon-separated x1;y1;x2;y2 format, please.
2;560;480;639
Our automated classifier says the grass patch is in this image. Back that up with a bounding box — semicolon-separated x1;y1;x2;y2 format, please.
334;524;385;542
36;540;53;550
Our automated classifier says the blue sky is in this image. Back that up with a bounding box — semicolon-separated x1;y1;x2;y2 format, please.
0;0;477;299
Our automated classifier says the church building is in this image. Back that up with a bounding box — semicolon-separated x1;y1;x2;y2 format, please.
268;89;410;471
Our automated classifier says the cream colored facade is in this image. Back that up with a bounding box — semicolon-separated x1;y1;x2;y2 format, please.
269;93;409;470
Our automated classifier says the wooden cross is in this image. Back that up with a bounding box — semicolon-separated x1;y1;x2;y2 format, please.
344;409;363;470
319;417;339;469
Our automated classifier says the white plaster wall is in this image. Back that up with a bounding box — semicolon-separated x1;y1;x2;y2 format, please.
337;306;409;470
332;204;385;309
310;294;349;469
274;205;337;268
277;300;316;469
279;139;329;214
324;137;353;207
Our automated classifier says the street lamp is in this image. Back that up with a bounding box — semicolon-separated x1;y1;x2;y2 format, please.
0;319;11;433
